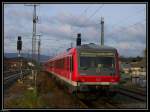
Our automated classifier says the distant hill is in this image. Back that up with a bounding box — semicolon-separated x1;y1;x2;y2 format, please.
4;53;52;62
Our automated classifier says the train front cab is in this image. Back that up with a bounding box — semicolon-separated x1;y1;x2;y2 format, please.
74;48;120;96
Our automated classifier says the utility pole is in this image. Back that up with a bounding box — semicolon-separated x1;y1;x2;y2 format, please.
101;17;104;46
28;49;30;60
25;4;39;62
25;4;39;94
37;34;41;64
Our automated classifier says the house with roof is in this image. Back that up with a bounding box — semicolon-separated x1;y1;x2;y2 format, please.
120;63;131;74
130;59;146;77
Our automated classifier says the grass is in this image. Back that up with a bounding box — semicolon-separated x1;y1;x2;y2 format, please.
5;72;54;108
4;72;82;108
5;88;45;108
21;89;38;107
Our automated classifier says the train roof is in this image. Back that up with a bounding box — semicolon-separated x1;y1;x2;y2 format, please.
46;43;117;63
76;43;117;52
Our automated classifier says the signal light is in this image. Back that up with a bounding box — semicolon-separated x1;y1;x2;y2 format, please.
17;36;22;51
77;33;81;46
18;36;21;40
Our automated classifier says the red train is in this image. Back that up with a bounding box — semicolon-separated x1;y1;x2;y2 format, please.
44;39;120;98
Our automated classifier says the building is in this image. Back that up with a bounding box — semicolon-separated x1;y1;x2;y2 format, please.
4;57;28;71
130;59;146;77
120;63;131;74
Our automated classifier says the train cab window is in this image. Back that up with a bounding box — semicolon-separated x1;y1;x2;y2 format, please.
79;52;115;75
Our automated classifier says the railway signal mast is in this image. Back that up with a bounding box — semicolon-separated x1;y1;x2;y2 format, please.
101;17;104;46
17;36;23;81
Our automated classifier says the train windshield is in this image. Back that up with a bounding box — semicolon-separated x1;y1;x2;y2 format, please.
79;52;115;76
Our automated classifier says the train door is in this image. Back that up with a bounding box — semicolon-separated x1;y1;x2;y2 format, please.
52;62;54;72
66;56;70;79
69;56;73;81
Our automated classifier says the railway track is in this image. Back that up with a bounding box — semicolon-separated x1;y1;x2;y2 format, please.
3;69;31;89
96;98;120;108
117;87;146;102
74;92;121;109
118;87;146;96
4;70;20;77
78;92;146;109
77;96;121;109
76;87;146;108
131;87;146;93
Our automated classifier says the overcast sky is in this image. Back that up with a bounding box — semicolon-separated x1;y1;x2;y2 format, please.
4;3;146;57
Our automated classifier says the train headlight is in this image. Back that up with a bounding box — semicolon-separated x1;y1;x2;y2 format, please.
81;79;85;82
111;79;115;82
111;82;118;85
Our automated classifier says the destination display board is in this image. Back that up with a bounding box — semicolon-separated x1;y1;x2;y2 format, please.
80;52;114;57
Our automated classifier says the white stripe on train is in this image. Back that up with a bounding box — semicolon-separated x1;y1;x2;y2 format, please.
48;70;118;87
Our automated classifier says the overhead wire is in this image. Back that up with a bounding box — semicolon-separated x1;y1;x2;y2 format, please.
78;4;104;39
87;4;104;21
106;18;146;38
108;8;145;31
107;19;145;37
